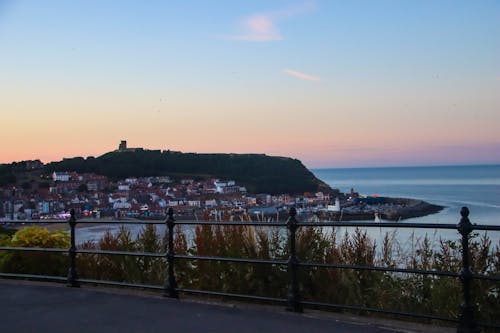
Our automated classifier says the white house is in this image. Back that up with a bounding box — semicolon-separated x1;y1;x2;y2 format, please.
188;200;201;207
327;197;341;212
52;172;71;182
113;199;131;209
118;184;130;191
214;181;227;193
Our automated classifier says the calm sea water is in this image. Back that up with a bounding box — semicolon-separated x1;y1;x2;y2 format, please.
312;164;500;225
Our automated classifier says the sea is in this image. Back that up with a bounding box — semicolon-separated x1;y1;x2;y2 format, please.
311;164;500;226
312;164;500;245
77;164;500;246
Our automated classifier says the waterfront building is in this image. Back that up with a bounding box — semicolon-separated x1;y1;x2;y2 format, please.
327;197;341;212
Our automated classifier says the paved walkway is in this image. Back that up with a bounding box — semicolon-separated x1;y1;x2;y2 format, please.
0;280;451;333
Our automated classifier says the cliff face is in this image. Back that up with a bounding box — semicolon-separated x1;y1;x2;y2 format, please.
45;150;333;195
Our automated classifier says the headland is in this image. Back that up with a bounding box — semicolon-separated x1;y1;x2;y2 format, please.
0;142;443;222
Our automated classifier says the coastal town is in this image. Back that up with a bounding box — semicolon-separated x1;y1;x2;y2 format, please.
0;161;442;223
0;166;333;221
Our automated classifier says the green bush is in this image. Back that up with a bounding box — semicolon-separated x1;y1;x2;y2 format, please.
0;226;69;276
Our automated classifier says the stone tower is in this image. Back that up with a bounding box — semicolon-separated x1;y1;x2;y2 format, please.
119;140;127;151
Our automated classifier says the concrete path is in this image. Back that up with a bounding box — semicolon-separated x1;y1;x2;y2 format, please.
0;280;452;333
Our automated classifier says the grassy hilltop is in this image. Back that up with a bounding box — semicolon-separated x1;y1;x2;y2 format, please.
40;150;332;195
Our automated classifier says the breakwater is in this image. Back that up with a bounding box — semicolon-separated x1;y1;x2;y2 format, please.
319;197;444;221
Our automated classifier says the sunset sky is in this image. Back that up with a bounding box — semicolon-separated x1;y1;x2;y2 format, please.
1;0;499;168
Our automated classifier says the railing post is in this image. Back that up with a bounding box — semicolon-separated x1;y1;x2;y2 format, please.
286;207;302;312
164;207;178;298
67;209;80;287
457;207;479;333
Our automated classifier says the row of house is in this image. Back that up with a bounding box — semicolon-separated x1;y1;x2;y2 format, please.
4;171;323;219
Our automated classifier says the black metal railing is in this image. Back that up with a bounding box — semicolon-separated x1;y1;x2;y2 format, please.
1;206;499;332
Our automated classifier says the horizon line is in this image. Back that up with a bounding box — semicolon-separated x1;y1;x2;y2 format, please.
310;163;500;170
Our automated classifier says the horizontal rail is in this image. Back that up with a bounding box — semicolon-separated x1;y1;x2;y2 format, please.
473;225;500;231
4;218;500;231
175;221;288;227
0;272;67;282
1;220;68;224
76;220;166;225
175;254;287;266
476;321;500;329
472;274;500;282
76;249;165;258
297;221;460;229
0;246;67;253
1;219;165;225
299;262;460;278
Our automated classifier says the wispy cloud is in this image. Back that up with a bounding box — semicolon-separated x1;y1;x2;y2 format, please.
284;69;321;81
235;15;281;41
230;1;315;42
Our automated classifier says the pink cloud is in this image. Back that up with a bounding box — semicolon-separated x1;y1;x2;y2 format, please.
283;69;321;81
234;15;281;41
231;1;315;42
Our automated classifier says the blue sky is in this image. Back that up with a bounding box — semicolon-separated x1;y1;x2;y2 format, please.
1;0;499;167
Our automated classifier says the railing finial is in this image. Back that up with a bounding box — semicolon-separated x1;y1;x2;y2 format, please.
460;206;469;219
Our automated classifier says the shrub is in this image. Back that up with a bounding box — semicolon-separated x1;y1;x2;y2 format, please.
0;226;69;276
77;225;167;285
